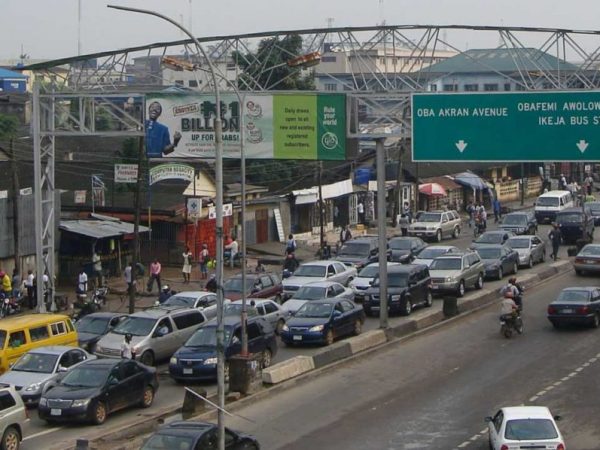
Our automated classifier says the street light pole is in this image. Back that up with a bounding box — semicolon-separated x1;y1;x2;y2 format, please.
107;6;226;449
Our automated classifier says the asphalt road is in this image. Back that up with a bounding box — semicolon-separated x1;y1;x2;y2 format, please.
224;270;600;450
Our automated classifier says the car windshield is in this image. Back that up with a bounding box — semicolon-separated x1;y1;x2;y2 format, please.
358;265;380;278
557;213;582;223
113;317;157;337
418;248;451;259
430;258;461;270
388;273;409;287
389;240;412;250
142;434;195;450
223;277;253;293
294;265;326;277
61;366;108;388
476;248;501;259
13;353;58;373
295;303;333;318
0;330;5;349
163;295;196;307
475;233;503;244
338;242;371;257
579;245;600;256
76;316;110;335
418;213;442;223
504;419;558;440
507;238;530;249
537;197;559;206
587;203;600;213
556;290;590;303
186;327;232;347
503;215;527;225
293;286;327;300
224;303;259;317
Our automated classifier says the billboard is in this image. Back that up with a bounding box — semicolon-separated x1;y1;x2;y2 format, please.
145;93;346;160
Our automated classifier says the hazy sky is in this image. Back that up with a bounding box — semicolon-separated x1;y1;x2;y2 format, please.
2;0;600;61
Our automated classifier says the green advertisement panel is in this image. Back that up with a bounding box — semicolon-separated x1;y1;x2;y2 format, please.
412;91;600;161
145;92;346;160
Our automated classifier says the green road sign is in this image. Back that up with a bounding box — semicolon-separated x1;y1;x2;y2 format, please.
412;91;600;161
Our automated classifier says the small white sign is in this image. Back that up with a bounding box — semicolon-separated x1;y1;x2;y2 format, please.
187;197;202;218
208;203;233;220
19;187;32;196
585;164;592;173
74;190;86;204
114;164;139;183
0;191;7;199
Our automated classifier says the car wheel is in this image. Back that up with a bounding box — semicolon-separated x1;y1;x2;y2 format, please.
224;363;230;382
353;319;363;335
452;226;460;239
512;262;518;274
401;299;412;316
457;280;466;297
575;269;583;276
140;385;155;408
324;329;334;346
497;266;503;280
541;251;546;262
91;401;107;425
276;319;285;335
238;441;259;450
436;229;442;242
1;426;20;450
592;314;600;329
273;294;282;305
262;349;272;368
475;274;484;290
528;256;534;268
140;351;155;367
425;290;433;307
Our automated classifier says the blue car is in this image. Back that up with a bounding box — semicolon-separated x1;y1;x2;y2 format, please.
168;316;277;382
280;299;365;346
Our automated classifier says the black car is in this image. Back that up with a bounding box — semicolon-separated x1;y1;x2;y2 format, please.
585;201;600;225
38;359;158;425
333;236;381;269
547;287;600;328
556;207;595;244
498;211;537;235
75;312;128;353
141;421;260;450
169;316;277;382
363;264;432;316
387;237;427;263
475;244;520;280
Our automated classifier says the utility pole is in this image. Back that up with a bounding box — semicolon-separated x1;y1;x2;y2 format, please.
376;138;388;329
318;161;324;256
9;138;20;271
129;137;144;314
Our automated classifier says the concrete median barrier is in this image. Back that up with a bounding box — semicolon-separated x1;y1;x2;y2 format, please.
312;341;353;369
348;330;387;354
262;356;315;385
385;319;418;339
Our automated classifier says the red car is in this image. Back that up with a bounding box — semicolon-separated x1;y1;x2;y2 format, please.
223;272;283;303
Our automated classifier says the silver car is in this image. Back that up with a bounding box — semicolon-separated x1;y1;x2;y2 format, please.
0;346;95;406
412;245;460;267
506;235;547;268
95;306;207;366
408;210;462;242
282;281;354;314
226;299;290;333
282;260;357;299
429;251;485;297
0;385;27;450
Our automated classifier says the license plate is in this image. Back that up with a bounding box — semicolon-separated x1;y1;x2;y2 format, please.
183;368;193;374
293;335;302;341
416;233;424;236
50;409;62;416
432;285;439;290
585;260;597;264
562;308;574;313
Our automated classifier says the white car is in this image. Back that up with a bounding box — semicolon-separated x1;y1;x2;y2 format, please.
226;298;290;333
412;245;459;267
162;291;223;320
282;281;354;314
348;262;400;301
282;260;357;300
486;406;565;450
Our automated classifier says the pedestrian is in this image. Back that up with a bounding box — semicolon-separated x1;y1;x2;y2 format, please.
357;200;365;225
466;201;475;228
339;225;352;245
120;333;135;359
333;205;340;227
283;253;299;273
0;271;11;298
199;244;209;280
124;261;135;295
398;214;410;237
92;250;102;288
403;201;412;223
11;269;20;300
77;266;88;294
205;274;217;293
225;236;239;269
492;198;502;223
559;173;567;190
25;269;35;309
182;246;193;284
548;223;562;261
285;234;297;255
584;173;594;196
148;258;162;293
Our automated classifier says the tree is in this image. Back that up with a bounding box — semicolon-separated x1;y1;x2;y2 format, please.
0;114;21;269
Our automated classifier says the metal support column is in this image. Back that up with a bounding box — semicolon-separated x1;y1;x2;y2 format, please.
376;138;388;329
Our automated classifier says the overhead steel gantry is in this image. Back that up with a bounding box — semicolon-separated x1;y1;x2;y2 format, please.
23;24;600;305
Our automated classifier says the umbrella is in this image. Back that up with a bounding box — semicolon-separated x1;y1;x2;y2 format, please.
419;183;447;196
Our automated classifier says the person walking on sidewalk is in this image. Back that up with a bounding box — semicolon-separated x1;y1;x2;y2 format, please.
548;223;562;261
148;259;162;293
182;247;193;284
199;244;210;280
339;225;352;245
357;200;365;225
493;198;502;223
124;262;135;296
25;269;35;309
225;237;239;269
285;234;297;255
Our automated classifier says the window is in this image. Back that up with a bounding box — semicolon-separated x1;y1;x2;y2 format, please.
327;287;335;297
8;331;26;348
264;302;278;314
188;79;198;87
324;83;337;91
443;84;458;92
429;84;438;92
30;325;49;342
334;303;344;314
341;300;354;312
224;430;237;446
484;83;499;91
69;350;87;365
464;84;479;91
121;361;141;378
172;311;204;330
198;295;216;308
175;80;183;86
333;262;346;273
504;83;511;91
0;392;16;411
327;265;335;276
156;318;173;334
51;321;66;336
321;55;336;62
247;323;261;340
493;411;504;433
260;276;273;288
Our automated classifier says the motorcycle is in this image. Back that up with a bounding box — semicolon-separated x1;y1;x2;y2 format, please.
91;286;109;309
500;312;523;338
71;292;99;321
0;292;23;318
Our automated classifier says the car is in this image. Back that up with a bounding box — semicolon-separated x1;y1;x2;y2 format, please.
412;245;459;267
141;420;260;450
281;281;354;314
168;316;277;382
162;291;219;319
280;299;365;346
506;235;546;268
387;237;427;263
95;306;207;366
470;230;515;249
475;244;520;280
0;346;95;406
333;236;381;269
222;272;283;303
486;406;565;450
75;312;128;353
363;264;432;316
574;243;600;275
429;251;485;297
0;384;28;450
282;260;357;300
407;210;462;242
39;359;158;425
547;286;600;328
585;201;600;225
556;206;595;244
348;262;400;302
225;299;289;334
498;211;537;235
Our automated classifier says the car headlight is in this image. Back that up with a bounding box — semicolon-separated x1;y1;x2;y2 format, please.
72;399;91;408
204;357;218;365
445;277;454;282
169;357;178;365
39;397;48;407
309;324;324;332
24;382;43;393
390;294;402;302
349;281;355;289
281;324;289;332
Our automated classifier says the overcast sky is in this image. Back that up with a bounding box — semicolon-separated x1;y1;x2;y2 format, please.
2;0;600;61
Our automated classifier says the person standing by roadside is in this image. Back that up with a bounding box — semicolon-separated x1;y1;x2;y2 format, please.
11;269;20;300
493;198;502;223
124;262;134;295
584;173;594;196
0;271;11;298
77;266;88;294
548;223;562;261
357;200;365;225
225;237;239;269
120;333;135;360
285;234;297;255
466;201;475;228
182;246;193;284
92;251;102;288
148;259;162;293
340;225;352;245
199;244;210;280
25;269;35;309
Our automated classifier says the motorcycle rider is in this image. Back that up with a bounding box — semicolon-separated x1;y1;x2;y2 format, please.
158;285;173;304
283;252;299;274
500;277;524;311
500;290;519;325
205;274;217;293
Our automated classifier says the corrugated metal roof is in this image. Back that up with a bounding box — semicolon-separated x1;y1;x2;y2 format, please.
60;219;149;239
0;68;27;79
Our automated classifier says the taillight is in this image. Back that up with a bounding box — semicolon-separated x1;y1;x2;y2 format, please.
574;257;583;263
500;445;509;450
577;306;589;314
548;306;557;314
557;444;565;450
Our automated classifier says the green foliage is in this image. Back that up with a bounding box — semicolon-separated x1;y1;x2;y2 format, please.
0;114;19;140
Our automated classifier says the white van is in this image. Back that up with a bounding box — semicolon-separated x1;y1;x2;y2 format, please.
534;190;574;223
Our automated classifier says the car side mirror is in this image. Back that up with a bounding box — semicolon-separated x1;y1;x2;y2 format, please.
484;416;492;423
408;281;417;287
108;377;119;386
57;366;68;373
333;310;342;318
553;415;562;421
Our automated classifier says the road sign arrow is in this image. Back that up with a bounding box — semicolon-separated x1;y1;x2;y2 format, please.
576;140;589;153
455;140;468;153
